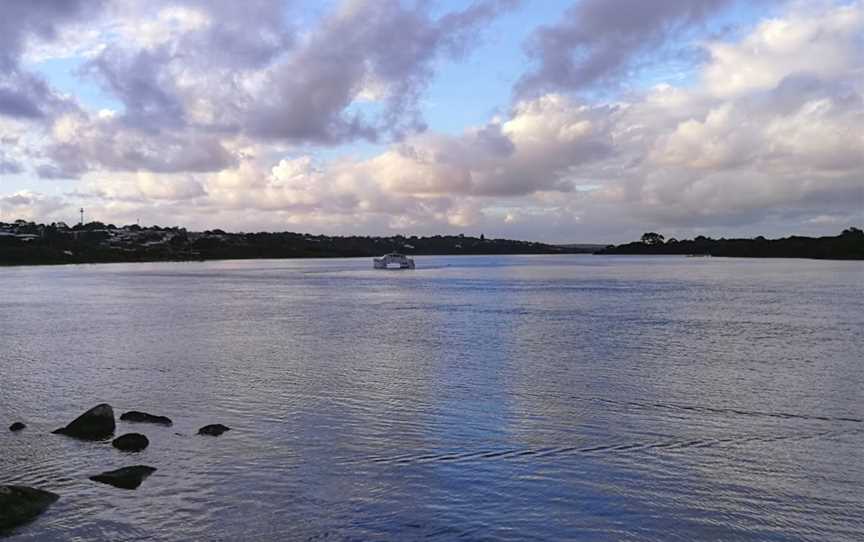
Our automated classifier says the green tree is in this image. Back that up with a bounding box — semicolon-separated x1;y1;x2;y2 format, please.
640;232;665;245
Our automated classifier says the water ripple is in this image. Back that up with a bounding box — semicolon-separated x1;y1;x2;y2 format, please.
2;256;863;541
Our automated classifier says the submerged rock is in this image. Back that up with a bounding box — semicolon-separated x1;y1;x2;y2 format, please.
197;424;230;436
119;411;173;426
0;486;60;532
52;403;115;441
112;433;149;452
89;466;156;490
9;422;26;432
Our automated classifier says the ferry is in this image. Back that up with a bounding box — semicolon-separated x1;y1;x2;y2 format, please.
373;253;415;269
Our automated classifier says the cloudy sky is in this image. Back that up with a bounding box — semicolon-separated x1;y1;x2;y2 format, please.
0;0;861;242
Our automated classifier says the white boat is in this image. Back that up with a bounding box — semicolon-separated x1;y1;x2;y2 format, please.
373;252;415;269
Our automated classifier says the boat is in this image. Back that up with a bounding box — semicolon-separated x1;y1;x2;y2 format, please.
373;253;415;269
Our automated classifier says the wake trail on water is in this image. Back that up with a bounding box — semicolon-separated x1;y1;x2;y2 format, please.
357;399;863;467
361;426;863;466
591;397;864;424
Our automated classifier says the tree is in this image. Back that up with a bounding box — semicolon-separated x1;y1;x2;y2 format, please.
640;232;665;245
169;231;189;248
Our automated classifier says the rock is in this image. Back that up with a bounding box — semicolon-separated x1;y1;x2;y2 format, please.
9;422;26;432
112;433;149;452
0;486;60;532
197;424;230;436
89;466;156;490
52;403;115;441
119;411;173;426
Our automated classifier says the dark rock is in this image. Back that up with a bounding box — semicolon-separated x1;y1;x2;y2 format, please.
0;486;60;532
9;422;26;432
52;403;115;441
119;411;173;426
197;424;230;436
112;433;149;452
89;466;156;490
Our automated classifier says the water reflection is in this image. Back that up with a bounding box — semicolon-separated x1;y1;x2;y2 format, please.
1;256;862;540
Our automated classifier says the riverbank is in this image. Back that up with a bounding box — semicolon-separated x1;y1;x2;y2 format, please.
0;221;589;266
4;221;862;266
596;228;864;260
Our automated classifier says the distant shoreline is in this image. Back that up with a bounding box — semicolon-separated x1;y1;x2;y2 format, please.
0;250;588;268
3;250;863;268
597;228;863;260
2;220;861;266
0;221;592;267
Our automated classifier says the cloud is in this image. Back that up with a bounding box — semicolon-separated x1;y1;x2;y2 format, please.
13;0;516;179
83;171;207;201
650;82;864;173
0;159;23;175
703;2;863;97
41;112;237;177
2;1;862;242
0;0;102;119
73;0;515;144
191;1;861;237
35;163;71;179
0;191;69;221
244;0;518;142
0;76;49;119
0;0;104;69
516;0;772;96
363;94;613;197
49;91;638;231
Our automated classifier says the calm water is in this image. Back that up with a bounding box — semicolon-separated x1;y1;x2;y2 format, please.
1;255;862;541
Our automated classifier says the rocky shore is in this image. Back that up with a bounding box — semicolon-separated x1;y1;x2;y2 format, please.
2;403;230;536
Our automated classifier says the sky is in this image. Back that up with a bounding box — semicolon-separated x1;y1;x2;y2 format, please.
0;0;861;243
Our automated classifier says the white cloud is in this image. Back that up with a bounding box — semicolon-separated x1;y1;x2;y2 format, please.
83;171;206;201
2;0;862;242
703;1;863;97
0;191;69;222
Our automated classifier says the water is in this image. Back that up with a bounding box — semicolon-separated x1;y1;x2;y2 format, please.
1;255;862;541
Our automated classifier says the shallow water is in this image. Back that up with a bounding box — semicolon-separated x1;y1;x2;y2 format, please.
1;255;862;541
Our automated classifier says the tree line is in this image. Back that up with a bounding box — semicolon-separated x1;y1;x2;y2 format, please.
598;228;864;260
